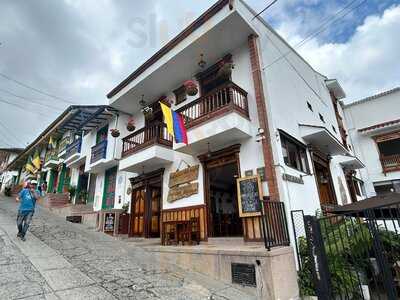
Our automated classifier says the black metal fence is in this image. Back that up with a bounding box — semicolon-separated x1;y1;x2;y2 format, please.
261;200;290;250
294;203;400;299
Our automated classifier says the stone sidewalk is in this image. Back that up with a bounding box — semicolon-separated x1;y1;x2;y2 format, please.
0;196;257;300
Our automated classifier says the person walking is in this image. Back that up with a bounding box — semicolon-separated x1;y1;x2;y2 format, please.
15;180;39;241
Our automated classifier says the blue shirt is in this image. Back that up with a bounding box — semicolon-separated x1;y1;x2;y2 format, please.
18;188;37;212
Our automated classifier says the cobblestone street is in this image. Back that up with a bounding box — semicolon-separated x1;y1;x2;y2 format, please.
0;196;255;300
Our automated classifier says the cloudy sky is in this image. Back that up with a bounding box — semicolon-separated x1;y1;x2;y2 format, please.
0;0;399;148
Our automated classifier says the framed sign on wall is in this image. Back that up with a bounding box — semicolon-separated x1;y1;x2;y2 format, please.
236;175;263;217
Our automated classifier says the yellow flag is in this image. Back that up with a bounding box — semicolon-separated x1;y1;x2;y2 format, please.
25;156;37;174
32;149;41;170
49;136;57;149
159;102;174;137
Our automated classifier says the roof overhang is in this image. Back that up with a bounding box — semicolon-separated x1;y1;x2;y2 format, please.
299;124;348;156
7;105;119;170
325;79;346;100
107;0;232;100
108;9;256;114
337;155;365;170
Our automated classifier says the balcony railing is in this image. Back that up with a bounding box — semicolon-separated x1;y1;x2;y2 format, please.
122;122;173;158
45;149;58;163
58;137;71;154
65;138;82;159
90;140;107;164
381;154;400;173
177;81;249;129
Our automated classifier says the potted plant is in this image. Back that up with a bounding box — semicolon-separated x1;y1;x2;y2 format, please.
183;80;198;96
126;117;136;132
78;190;88;204
110;128;120;137
217;60;234;77
67;185;77;202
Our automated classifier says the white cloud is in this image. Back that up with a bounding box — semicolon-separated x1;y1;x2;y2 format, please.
279;4;400;102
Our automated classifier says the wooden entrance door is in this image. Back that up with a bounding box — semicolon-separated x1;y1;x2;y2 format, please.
148;185;161;237
102;167;117;209
130;187;146;237
200;144;242;238
312;152;337;207
128;169;163;238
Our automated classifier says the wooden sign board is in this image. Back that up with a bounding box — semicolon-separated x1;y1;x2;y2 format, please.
236;176;262;217
282;173;304;184
167;182;199;203
169;165;199;188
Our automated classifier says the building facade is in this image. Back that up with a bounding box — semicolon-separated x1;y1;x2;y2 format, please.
4;0;365;245
106;0;363;244
344;87;400;197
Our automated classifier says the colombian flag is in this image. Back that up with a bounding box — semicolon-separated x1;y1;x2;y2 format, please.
159;102;188;144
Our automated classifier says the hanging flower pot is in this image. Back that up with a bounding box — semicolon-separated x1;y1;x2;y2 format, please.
126;117;136;132
183;80;198;96
110;128;120;138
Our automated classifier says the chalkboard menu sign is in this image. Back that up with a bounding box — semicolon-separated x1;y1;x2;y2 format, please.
236;176;262;217
104;212;115;233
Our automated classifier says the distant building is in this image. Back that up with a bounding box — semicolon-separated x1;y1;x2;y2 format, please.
344;87;400;197
0;147;23;193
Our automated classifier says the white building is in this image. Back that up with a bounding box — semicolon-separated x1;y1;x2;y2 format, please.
107;0;363;245
344;87;400;197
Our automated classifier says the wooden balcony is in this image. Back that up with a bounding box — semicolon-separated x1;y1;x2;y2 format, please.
381;154;400;173
177;81;249;129
90;140;107;164
122;122;173;158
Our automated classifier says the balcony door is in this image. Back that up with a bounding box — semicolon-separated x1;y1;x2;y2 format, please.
197;54;232;95
129;169;163;238
96;125;108;144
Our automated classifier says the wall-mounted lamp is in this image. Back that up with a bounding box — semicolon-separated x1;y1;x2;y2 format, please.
256;128;266;143
198;53;206;69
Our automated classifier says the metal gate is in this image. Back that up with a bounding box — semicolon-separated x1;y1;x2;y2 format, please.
296;203;400;299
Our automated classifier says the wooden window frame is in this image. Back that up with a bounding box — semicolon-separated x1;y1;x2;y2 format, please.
173;85;187;105
279;130;310;174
